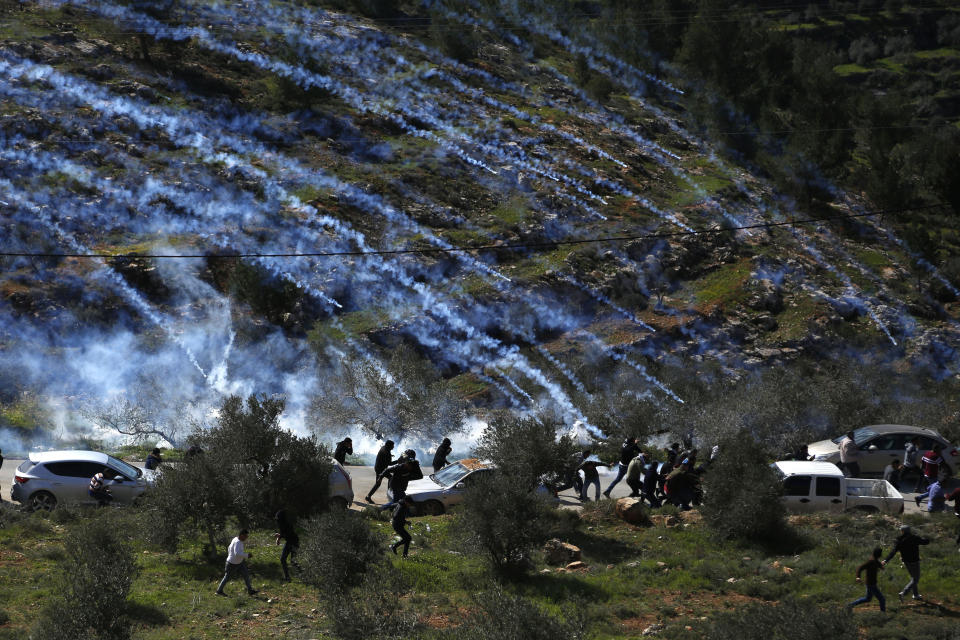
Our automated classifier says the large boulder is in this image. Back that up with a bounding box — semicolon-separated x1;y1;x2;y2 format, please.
543;539;581;566
615;498;650;526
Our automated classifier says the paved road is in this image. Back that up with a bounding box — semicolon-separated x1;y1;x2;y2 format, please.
0;459;942;515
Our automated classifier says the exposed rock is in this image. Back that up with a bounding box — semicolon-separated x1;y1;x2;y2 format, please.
752;315;778;332
642;623;664;636
649;514;681;527
615;497;650;526
565;561;589;571
543;539;581;566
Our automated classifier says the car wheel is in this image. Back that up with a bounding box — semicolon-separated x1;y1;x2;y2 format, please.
329;496;349;510
29;491;57;512
421;500;445;516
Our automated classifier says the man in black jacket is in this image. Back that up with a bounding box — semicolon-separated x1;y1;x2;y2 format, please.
881;525;930;601
365;440;395;503
381;450;423;508
432;438;452;472
333;437;353;465
274;509;299;581
603;437;640;498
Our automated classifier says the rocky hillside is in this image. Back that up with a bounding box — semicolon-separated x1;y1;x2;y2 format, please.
1;0;958;446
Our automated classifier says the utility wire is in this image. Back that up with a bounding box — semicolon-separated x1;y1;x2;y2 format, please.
0;203;948;260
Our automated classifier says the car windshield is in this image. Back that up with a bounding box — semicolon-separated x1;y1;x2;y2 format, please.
831;427;878;445
432;462;472;487
108;455;141;479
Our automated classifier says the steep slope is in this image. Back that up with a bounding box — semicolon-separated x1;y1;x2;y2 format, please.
0;0;957;446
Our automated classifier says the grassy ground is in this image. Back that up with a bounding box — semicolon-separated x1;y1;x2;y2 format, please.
1;502;958;639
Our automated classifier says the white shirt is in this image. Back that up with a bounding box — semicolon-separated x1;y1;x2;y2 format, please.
226;537;249;564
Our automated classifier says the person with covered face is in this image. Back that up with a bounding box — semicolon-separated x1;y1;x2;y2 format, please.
365;439;396;503
432;437;452;472
577;454;602;502
603;437;641;498
381;450;423;509
333;437;353;465
390;495;416;557
144;447;163;470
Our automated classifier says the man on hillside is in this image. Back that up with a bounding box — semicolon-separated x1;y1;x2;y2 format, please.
432;437;452;472
882;525;930;601
848;546;886;612
624;452;646;498
603;437;640;498
365;439;395;503
390;495;415;557
915;474;947;512
334;437;353;465
578;454;602;502
144;448;163;470
216;529;257;596
274;509;299;582
839;431;860;478
903;436;922;490
381;450;423;508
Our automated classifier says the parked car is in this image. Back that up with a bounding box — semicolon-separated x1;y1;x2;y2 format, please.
11;450;152;510
329;459;354;509
807;424;958;476
389;458;492;515
772;461;904;515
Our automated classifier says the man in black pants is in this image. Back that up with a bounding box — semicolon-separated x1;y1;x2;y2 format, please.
390;496;415;557
881;524;930;601
274;509;299;581
365;440;396;503
432;438;452;472
380;450;423;509
604;437;641;498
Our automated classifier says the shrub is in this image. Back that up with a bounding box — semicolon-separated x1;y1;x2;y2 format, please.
321;566;416;640
454;470;560;577
700;431;786;543
473;415;578;486
708;597;855;640
298;509;386;597
33;516;139;640
451;586;585;640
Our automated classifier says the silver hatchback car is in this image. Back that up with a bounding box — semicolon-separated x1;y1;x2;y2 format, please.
11;450;152;510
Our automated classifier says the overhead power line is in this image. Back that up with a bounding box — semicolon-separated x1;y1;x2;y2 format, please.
0;203;948;260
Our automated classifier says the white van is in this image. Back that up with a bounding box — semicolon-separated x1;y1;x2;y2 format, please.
772;461;903;515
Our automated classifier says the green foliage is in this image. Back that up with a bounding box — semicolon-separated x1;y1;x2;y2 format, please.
473;414;578;486
454;471;563;577
430;14;479;62
450;586;586;640
708;597;856;640
700;431;786;543
320;566;417;640
298;509;386;597
144;394;331;555
33;515;139;640
229;261;304;326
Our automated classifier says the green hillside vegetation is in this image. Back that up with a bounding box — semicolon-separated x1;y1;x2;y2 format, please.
0;503;958;639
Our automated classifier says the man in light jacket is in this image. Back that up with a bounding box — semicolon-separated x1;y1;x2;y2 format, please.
839;431;860;478
216;530;258;596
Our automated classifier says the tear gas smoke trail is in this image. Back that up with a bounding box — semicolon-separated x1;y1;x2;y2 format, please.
559;274;656;331
496;369;536;406
575;331;683;404
473;372;523;408
535;345;592;399
4;57;600;432
0;180;213;379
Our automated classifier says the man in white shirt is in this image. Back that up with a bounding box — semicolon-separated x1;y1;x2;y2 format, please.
215;530;258;596
839;431;860;478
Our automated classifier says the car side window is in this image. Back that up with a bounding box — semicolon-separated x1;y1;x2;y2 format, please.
44;461;108;478
783;475;811;497
816;477;841;497
916;437;937;451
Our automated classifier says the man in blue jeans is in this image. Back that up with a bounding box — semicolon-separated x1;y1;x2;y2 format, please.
849;547;885;612
603;437;640;498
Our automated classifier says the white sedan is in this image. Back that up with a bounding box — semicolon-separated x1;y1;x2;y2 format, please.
389;458;492;516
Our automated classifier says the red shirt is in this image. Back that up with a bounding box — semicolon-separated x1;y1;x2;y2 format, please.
921;450;943;478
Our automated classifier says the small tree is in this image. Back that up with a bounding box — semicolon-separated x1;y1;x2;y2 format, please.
473;414;579;486
700;431;786;543
311;343;465;442
451;586;586;640
298;510;385;597
34;516;139;640
145;394;331;556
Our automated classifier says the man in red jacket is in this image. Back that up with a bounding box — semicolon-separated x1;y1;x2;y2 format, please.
919;444;945;493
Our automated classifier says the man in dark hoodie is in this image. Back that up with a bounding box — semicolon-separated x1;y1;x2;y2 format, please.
333;437;353;465
365;440;396;503
390;495;415;557
432;437;452;472
603;437;641;498
381;450;423;508
882;525;930;601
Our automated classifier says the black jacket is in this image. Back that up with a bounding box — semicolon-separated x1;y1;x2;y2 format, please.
885;533;930;564
144;454;162;470
275;510;299;547
385;460;424;494
432;443;452;469
618;440;641;466
374;446;395;475
334;439;353;464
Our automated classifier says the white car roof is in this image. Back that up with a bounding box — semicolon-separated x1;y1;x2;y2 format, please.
773;461;843;477
29;450;111;465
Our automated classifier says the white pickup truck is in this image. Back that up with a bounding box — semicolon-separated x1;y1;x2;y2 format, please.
772;461;904;515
